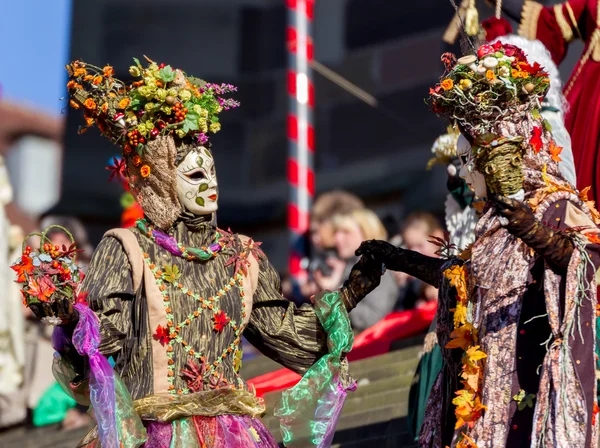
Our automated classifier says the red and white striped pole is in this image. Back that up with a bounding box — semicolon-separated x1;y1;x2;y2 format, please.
286;0;315;291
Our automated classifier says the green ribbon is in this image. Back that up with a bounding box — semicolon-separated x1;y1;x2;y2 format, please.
275;290;355;447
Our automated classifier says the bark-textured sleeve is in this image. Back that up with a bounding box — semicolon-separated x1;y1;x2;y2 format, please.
82;235;135;357
243;255;328;375
518;0;587;65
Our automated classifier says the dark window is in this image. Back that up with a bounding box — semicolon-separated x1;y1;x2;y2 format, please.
346;0;455;50
239;6;286;74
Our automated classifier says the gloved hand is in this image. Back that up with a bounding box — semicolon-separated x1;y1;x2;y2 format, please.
28;298;79;327
339;253;385;311
493;195;574;270
356;240;445;288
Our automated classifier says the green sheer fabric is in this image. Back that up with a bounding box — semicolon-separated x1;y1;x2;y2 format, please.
274;291;355;447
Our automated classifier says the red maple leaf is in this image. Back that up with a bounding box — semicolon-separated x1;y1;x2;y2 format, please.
153;325;170;346
529;126;543;153
75;290;89;305
213;310;230;332
11;254;34;283
27;276;56;302
105;156;127;182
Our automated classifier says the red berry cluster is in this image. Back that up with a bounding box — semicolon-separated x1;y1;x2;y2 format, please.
170;102;188;123
127;130;146;147
43;243;63;258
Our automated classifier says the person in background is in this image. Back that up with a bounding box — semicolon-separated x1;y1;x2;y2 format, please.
393;212;444;311
33;216;94;431
314;208;400;332
302;191;364;300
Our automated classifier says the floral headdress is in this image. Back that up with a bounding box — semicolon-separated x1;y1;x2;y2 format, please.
429;41;550;138
66;57;239;181
66;57;239;229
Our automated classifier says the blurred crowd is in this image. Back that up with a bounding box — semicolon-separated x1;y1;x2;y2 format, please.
293;190;443;333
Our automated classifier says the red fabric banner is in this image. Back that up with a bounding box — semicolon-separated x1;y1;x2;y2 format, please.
247;301;437;398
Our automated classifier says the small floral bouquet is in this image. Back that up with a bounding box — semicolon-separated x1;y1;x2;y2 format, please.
12;226;85;324
66;56;239;181
429;41;550;136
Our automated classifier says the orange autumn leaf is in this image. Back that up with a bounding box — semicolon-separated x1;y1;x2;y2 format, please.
453;389;487;429
549;140;562;162
26;276;56;302
579;186;600;224
585;232;600;245
446;323;477;350
464;345;487;366
461;363;482;391
444;265;468;302
11;254;34;283
456;433;479;448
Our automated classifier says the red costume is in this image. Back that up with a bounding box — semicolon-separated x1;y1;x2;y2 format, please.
519;0;600;200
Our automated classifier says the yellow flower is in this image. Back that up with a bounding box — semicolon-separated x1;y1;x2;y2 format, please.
144;102;155;112
160;105;172;114
444;265;468;304
192;105;203;115
216;105;223;113
118;98;130;109
459;79;472;90
453;303;468;328
176;129;187;138
129;66;141;77
103;65;114;77
83;98;97;110
440;79;454;91
74;67;87;77
137;123;148;136
198;118;208;133
179;90;192;102
138;86;154;98
93;75;103;85
485;70;495;81
140;165;151;178
167;88;179;97
155;88;167;102
209;122;221;133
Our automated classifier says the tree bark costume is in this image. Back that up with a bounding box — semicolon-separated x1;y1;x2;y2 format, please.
362;42;600;447
26;58;382;448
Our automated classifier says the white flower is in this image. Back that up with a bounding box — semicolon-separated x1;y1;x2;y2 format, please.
498;66;511;78
482;57;499;69
42;316;63;326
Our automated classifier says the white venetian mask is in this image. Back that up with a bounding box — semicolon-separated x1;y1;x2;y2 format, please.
176;146;218;215
457;134;488;199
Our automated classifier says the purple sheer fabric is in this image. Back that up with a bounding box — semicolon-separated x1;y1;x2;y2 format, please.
73;303;120;448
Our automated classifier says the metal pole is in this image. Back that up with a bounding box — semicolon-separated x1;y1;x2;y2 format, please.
287;0;315;292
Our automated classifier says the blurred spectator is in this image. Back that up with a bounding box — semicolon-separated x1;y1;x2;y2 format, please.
393;212;444;310
0;155;27;429
314;208;400;332
302;190;364;300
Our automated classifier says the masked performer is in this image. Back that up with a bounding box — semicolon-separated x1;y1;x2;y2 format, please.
490;0;600;202
24;59;383;448
360;42;600;447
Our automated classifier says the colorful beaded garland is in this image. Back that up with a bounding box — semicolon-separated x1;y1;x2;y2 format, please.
137;218;224;261
144;252;247;395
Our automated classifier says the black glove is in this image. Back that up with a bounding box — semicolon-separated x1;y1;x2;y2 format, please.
339;254;384;311
29;297;79;327
493;195;574;270
356;240;445;288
